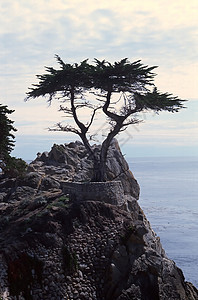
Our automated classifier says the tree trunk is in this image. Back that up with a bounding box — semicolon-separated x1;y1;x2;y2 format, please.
97;124;122;182
89;144;108;182
91;159;102;182
99;140;109;182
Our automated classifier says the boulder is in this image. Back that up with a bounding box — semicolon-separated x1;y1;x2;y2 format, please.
18;172;42;189
40;177;60;191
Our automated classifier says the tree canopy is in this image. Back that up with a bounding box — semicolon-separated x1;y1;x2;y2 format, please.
26;56;186;181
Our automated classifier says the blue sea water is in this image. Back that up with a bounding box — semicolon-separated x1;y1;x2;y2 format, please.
128;156;198;288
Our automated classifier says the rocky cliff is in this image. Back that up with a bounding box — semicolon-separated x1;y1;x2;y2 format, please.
0;140;197;300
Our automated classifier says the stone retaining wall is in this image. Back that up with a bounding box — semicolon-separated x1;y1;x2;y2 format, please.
61;181;124;206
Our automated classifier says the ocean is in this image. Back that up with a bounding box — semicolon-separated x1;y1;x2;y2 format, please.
128;156;198;288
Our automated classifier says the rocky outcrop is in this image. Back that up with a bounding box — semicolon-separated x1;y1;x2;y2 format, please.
0;140;197;300
29;139;140;199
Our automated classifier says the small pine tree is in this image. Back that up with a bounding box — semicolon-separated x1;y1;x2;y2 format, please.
0;104;27;177
0;104;16;160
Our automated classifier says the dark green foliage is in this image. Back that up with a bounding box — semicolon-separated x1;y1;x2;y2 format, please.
58;195;70;203
25;56;185;113
2;156;27;178
26;56;94;103
47;195;70;209
0;103;27;178
0;104;16;160
7;253;43;299
62;245;78;275
134;87;185;113
25;56;157;102
92;58;157;92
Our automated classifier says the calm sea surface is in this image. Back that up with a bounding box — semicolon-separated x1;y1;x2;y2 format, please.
128;156;198;288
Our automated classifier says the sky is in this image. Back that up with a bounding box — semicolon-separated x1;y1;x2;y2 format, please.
0;0;198;160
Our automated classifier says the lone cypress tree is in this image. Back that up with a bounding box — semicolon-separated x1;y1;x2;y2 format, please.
26;56;186;181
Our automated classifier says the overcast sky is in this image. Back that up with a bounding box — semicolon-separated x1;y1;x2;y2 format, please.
0;0;197;159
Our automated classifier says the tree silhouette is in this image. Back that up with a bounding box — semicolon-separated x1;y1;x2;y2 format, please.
0;104;27;177
0;104;16;161
26;56;186;181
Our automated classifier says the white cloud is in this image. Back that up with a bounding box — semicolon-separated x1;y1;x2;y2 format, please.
1;0;197;37
154;62;198;99
0;0;197;157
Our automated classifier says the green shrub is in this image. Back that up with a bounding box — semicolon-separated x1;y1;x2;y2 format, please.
59;195;69;202
47;195;70;209
2;156;27;178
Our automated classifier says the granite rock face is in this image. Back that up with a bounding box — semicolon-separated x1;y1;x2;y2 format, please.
0;140;197;300
29;139;140;199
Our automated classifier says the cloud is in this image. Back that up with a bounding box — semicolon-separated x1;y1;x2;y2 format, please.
0;0;197;158
155;62;198;99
